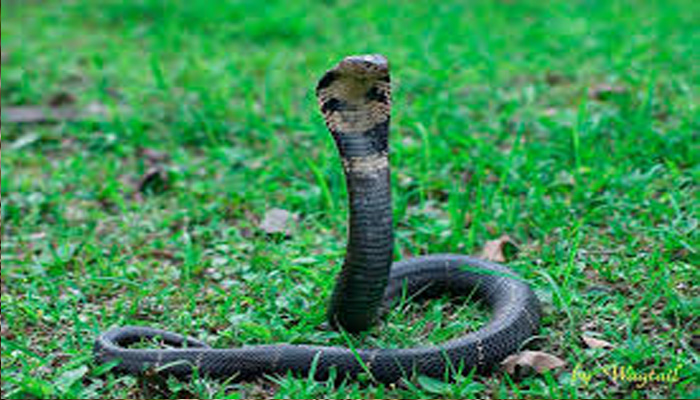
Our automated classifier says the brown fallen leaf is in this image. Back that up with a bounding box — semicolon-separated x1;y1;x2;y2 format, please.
479;235;519;263
588;83;627;101
149;249;178;261
502;350;567;374
0;320;15;340
545;71;571;86
137;167;169;195
691;334;700;352
47;91;77;107
582;335;615;349
259;208;293;235
137;147;171;164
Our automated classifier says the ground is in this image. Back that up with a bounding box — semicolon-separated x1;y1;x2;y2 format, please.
1;0;698;398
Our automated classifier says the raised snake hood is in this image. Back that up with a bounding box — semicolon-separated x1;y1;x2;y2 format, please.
316;54;391;146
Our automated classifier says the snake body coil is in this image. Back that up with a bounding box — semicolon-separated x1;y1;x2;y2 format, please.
95;55;540;384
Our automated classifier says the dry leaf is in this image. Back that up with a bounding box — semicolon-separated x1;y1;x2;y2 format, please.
1;320;15;340
502;350;567;374
47;91;77;107
691;335;700;352
582;335;614;349
259;208;293;235
479;235;518;262
588;83;627;100
545;71;571;86
149;249;177;261
138;147;171;164
137;167;169;195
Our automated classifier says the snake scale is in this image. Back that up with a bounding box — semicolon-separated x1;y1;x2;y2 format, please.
94;54;541;384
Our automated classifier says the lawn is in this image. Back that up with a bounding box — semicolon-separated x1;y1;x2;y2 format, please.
1;0;698;398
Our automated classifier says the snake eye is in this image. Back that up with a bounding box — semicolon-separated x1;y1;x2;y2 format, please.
321;97;345;114
366;86;388;104
317;71;339;91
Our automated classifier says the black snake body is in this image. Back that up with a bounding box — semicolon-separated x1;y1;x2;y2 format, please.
94;54;541;384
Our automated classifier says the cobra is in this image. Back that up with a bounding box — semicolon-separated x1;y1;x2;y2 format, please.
94;54;541;384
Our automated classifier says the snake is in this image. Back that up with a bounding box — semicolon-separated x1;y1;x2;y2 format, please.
94;54;541;384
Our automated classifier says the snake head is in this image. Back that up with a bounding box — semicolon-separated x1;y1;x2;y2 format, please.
316;54;390;106
323;54;389;83
316;54;392;159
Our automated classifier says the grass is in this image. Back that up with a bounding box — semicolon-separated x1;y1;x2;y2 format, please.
1;0;698;398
